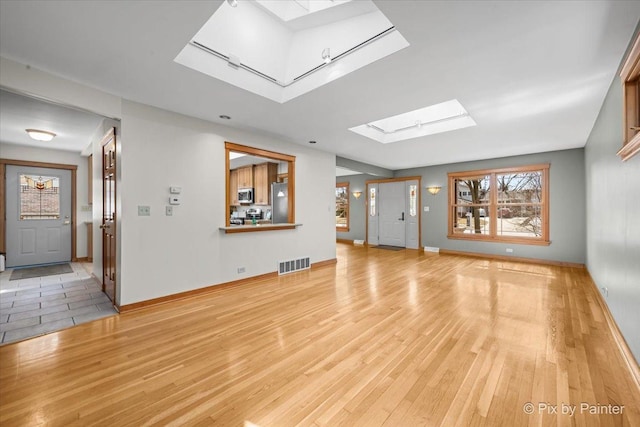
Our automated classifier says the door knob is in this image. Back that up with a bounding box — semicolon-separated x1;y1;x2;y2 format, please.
99;224;107;229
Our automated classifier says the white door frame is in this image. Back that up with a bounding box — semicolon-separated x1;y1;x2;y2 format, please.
0;159;77;263
365;176;422;249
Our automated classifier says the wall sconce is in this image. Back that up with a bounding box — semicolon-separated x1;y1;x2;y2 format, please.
427;186;441;195
352;191;362;199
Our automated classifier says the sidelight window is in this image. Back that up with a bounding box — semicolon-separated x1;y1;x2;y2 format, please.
369;187;376;217
336;182;349;231
409;184;417;217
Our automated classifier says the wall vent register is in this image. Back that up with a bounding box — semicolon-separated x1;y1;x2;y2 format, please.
278;257;310;275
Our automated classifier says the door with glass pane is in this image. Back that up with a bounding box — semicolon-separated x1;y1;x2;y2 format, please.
367;179;420;249
379;181;406;247
101;128;116;303
5;165;72;267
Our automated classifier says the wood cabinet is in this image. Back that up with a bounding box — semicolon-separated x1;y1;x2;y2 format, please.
237;165;253;189
254;162;278;205
229;163;276;206
229;169;239;206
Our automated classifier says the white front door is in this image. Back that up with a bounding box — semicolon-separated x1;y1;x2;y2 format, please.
5;165;72;267
379;181;406;247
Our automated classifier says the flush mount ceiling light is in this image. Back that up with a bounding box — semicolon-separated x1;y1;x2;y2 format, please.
26;129;56;142
349;99;477;144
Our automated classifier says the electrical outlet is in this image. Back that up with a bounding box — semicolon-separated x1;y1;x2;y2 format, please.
601;287;609;297
506;248;514;253
138;205;150;216
237;267;246;274
165;206;173;216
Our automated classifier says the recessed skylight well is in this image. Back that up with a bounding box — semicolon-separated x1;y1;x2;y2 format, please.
349;99;476;144
174;0;409;103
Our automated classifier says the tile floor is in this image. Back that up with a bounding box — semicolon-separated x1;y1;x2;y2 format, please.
0;263;118;345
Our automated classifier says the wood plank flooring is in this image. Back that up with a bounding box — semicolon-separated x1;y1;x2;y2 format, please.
1;244;638;426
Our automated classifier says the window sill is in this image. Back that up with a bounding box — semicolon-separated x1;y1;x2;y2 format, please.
447;234;551;246
618;133;640;161
220;223;302;233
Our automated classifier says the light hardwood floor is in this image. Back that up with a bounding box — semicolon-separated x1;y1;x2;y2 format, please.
1;244;638;426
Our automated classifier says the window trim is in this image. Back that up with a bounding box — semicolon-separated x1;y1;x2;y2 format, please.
447;164;550;246
225;142;295;229
619;33;640;161
336;182;350;232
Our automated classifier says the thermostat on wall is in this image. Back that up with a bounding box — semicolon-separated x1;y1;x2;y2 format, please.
169;196;181;205
170;186;182;194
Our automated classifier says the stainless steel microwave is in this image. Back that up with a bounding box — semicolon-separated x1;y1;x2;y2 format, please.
238;188;253;204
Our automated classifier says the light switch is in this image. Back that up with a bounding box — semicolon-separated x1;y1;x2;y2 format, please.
170;186;182;194
424;206;430;212
169;196;181;205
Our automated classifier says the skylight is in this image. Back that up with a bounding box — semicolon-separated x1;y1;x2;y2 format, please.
174;0;409;103
349;99;477;144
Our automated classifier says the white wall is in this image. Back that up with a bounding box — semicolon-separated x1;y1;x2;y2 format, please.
0;142;90;258
1;56;337;307
119;100;336;305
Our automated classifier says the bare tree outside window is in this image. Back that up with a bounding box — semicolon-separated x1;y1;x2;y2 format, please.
448;165;549;245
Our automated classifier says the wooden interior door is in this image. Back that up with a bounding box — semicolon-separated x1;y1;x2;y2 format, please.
101;128;116;304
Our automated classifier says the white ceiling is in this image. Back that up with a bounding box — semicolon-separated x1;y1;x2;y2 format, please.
175;0;409;102
0;89;104;153
0;1;638;170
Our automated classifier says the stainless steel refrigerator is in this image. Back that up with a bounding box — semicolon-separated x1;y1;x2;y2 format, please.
271;182;288;224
